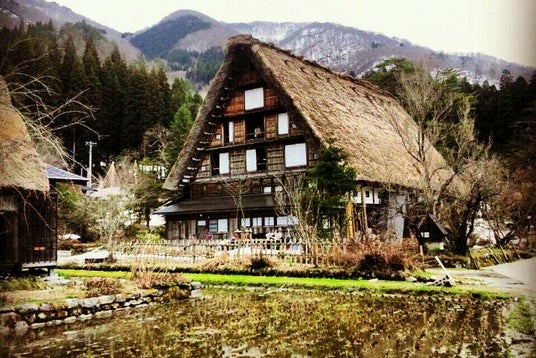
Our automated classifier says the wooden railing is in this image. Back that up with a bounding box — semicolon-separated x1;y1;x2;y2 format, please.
108;239;346;267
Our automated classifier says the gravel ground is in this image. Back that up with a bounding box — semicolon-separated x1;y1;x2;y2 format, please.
428;257;536;296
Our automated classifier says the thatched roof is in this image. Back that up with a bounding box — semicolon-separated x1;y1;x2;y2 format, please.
164;35;449;192
0;77;49;193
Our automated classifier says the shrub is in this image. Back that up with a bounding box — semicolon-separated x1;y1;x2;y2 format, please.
198;253;251;272
0;276;47;291
250;255;279;270
329;238;419;275
0;294;13;307
136;229;162;243
131;262;186;289
83;277;123;297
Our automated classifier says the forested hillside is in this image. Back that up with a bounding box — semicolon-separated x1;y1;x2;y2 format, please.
362;59;536;155
0;21;201;178
129;16;211;59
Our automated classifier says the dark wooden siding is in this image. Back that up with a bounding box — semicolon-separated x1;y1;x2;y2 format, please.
0;191;57;272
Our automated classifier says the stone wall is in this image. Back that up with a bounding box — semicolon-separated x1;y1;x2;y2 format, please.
0;281;201;334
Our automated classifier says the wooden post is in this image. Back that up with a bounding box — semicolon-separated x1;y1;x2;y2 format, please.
434;256;455;286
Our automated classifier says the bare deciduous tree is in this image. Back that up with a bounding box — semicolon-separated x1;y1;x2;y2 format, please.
388;67;509;254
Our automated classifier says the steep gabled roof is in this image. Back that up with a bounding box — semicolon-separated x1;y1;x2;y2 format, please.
0;78;49;193
164;35;449;192
46;164;88;184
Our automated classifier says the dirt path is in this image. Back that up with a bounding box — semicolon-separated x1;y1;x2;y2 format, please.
429;257;536;296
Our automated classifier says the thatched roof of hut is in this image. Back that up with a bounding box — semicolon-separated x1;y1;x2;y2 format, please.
0;77;49;193
164;35;449;192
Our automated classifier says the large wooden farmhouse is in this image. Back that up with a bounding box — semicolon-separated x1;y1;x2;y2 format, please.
158;35;447;241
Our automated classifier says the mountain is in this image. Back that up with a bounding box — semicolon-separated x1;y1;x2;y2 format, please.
129;11;534;86
229;21;534;86
0;0;141;61
127;10;237;56
2;1;534;86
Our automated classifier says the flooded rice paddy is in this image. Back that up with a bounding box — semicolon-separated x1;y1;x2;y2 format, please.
1;288;511;357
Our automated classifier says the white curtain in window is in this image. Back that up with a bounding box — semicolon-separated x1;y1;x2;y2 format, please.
217;219;228;233
219;152;230;174
245;87;264;110
285;143;307;167
228;121;234;142
246;149;257;172
241;217;251;227
278;112;289;135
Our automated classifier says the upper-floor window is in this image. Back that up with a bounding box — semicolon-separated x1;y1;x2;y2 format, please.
246;148;267;172
219;152;230;174
245;87;264;110
246;114;265;140
212;152;230;175
278;112;289;135
224;121;234;144
285;143;307;167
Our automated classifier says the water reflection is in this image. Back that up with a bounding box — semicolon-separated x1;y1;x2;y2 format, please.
1;288;508;357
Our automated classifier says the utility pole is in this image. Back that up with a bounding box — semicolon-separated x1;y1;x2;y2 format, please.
86;141;97;188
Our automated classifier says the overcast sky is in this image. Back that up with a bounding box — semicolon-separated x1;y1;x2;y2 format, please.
49;0;536;67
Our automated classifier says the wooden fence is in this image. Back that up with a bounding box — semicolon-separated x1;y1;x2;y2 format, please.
108;238;347;267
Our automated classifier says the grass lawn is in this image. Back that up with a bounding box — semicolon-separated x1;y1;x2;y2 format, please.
53;269;510;298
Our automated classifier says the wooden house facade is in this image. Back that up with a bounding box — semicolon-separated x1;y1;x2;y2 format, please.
0;78;87;273
157;35;448;241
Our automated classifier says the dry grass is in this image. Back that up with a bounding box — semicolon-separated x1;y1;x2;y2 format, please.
329;238;420;274
83;277;123;297
197;253;252;272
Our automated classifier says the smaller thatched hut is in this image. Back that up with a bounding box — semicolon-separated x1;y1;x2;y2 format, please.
0;78;86;273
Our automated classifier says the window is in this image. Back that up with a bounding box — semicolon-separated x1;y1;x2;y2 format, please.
263;186;272;193
246;148;267;172
197;220;206;227
264;217;275;227
225;121;234;144
246;149;257;172
212;152;229;175
252;217;263;227
208;220;218;232
244;87;264;110
218;219;228;233
276;216;289;226
285;143;307;167
219;152;229;174
208;219;228;233
241;217;251;228
278;113;289;135
246;114;264;140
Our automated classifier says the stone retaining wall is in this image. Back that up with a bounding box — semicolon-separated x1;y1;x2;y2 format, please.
0;282;201;334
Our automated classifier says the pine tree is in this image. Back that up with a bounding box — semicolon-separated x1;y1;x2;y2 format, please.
82;34;102;109
165;103;194;167
59;35;89;165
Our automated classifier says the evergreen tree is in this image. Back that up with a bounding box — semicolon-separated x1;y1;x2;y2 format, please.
98;50;126;159
165;103;194;167
82;34;102;109
306;142;356;237
59;35;89;165
123;65;150;150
